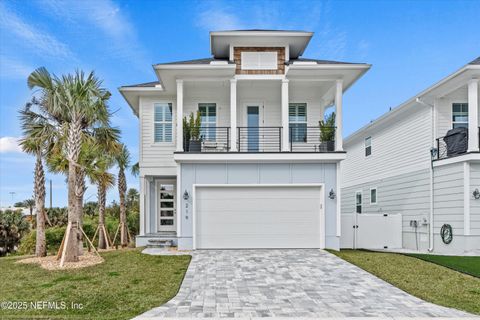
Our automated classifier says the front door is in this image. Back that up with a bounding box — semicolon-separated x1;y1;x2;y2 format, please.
157;181;176;232
247;105;260;151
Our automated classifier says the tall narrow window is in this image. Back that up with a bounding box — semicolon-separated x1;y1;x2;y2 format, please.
452;103;468;128
370;188;377;205
355;191;362;214
198;103;216;141
289;103;307;142
365;136;372;157
154;103;173;142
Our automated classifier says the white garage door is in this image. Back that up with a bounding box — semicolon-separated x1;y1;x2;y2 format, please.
195;185;323;249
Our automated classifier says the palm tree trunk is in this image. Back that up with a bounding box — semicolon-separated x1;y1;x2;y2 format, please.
63;118;82;262
118;168;128;247
34;153;46;257
75;168;86;256
98;184;107;249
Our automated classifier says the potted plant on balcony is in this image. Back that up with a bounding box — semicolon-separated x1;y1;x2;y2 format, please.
188;111;202;152
319;112;335;152
183;116;191;151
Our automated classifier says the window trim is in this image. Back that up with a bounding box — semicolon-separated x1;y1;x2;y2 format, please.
364;136;372;157
198;103;217;141
289;103;307;142
370;187;377;205
153;102;174;144
355;190;362;214
452;102;468;129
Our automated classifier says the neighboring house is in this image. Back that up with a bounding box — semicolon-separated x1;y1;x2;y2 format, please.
120;30;370;250
341;57;480;255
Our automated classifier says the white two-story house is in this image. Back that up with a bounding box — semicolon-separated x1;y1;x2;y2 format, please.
120;30;370;250
341;57;480;255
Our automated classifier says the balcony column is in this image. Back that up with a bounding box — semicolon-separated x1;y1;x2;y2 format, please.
335;80;343;151
230;79;237;151
468;79;479;152
176;79;184;152
281;79;289;151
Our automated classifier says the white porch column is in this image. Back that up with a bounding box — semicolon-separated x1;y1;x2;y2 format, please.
230;79;238;151
468;79;479;152
176;79;184;152
335;80;344;151
281;79;290;151
139;175;145;236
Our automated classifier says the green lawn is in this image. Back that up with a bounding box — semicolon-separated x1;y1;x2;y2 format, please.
329;250;480;315
406;253;480;278
0;249;191;320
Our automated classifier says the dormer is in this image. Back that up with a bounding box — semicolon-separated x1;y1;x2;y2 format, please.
210;30;313;75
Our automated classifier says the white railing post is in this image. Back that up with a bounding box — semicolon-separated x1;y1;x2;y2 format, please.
230;79;237;151
281;79;289;151
176;79;184;152
335;80;343;151
468;79;479;152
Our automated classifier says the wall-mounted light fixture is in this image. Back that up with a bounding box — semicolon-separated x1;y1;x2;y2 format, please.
328;188;336;200
183;190;189;200
430;147;438;160
473;188;480;200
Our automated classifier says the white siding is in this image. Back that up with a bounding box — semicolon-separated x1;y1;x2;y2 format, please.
343;104;432;187
470;163;480;235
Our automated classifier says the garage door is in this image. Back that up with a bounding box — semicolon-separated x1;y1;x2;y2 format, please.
195;185;323;249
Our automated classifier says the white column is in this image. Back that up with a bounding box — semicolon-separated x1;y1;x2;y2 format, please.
281;79;289;151
230;79;237;151
139;176;145;236
468;79;479;152
176;79;184;152
335;80;343;151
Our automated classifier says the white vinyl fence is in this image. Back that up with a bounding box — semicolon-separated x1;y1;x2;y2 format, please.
341;213;402;249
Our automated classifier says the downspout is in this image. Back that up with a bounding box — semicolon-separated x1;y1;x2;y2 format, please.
416;97;435;252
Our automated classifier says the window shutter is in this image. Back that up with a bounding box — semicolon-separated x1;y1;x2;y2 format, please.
241;52;277;70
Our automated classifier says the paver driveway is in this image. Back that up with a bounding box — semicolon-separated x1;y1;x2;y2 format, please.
135;250;474;319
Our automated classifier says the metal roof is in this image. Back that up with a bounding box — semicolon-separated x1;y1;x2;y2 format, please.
469;56;480;65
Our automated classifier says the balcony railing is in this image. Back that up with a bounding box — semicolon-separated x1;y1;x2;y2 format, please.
435;127;479;160
183;126;336;153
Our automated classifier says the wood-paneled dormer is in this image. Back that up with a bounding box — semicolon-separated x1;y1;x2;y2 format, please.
233;47;285;75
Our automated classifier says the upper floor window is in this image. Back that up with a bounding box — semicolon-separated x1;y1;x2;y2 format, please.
154;103;173;142
370;188;377;205
198;103;216;141
355;191;362;214
241;51;277;70
365;136;372;157
289;103;307;142
452;103;468;128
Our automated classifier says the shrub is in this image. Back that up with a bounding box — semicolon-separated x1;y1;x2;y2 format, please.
0;209;30;256
18;226;66;255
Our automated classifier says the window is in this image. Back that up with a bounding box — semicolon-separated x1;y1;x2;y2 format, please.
365;136;372;157
289;103;307;142
370;188;377;205
355;191;362;214
199;103;216;141
452;103;468;128
241;51;277;70
154;103;173;142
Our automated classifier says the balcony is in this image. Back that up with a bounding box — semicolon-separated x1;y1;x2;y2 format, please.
435;127;479;160
183;126;336;153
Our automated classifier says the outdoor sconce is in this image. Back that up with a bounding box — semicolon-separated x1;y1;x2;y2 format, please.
473;188;480;200
183;190;189;200
430;147;438;160
329;189;336;200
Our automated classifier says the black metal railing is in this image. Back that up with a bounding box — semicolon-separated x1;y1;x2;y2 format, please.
435;127;480;160
184;127;230;152
290;126;336;152
237;127;282;152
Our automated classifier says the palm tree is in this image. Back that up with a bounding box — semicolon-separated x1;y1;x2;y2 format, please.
18;100;57;257
27;67;119;263
131;162;139;177
89;153;115;249
115;144;130;247
22;199;35;225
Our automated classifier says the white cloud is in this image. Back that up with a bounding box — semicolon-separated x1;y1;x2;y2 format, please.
0;137;22;153
196;7;245;31
0;2;73;59
41;0;150;69
0;56;33;80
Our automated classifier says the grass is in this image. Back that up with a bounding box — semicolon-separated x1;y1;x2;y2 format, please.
0;249;191;320
329;250;480;315
406;253;480;278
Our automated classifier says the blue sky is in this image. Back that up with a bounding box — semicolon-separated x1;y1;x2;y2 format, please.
0;0;479;207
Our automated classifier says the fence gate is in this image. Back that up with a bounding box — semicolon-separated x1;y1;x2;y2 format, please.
340;213;402;249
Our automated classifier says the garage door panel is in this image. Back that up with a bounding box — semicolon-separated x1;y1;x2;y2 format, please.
195;186;323;249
